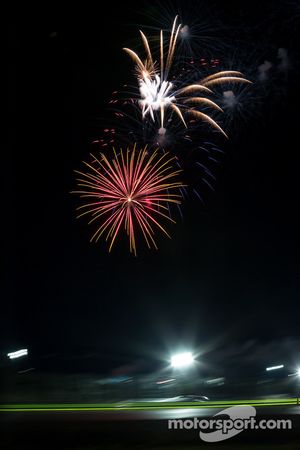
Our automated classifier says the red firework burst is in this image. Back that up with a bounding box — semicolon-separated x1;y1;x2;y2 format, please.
72;145;183;255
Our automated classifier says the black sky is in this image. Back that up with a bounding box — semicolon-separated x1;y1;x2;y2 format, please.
5;0;300;372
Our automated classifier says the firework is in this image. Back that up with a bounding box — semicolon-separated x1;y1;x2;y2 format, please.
72;145;183;255
124;17;251;137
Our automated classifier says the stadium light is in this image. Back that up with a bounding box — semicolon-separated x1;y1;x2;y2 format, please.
297;368;300;377
171;352;194;368
266;364;284;371
7;349;28;359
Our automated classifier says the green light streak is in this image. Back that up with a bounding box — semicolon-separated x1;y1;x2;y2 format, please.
0;398;297;412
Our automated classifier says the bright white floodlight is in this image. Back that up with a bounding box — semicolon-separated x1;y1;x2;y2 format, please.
171;352;194;368
7;349;28;359
297;368;300;377
266;364;284;371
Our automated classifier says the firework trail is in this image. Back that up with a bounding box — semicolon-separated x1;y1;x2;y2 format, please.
72;145;183;255
124;16;251;138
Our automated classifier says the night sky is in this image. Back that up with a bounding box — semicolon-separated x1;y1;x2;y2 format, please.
5;1;300;373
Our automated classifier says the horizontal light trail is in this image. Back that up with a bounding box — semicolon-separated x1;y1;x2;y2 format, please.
0;398;298;412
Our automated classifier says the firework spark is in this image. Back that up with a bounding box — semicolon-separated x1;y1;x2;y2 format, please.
72;145;183;255
123;16;251;137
